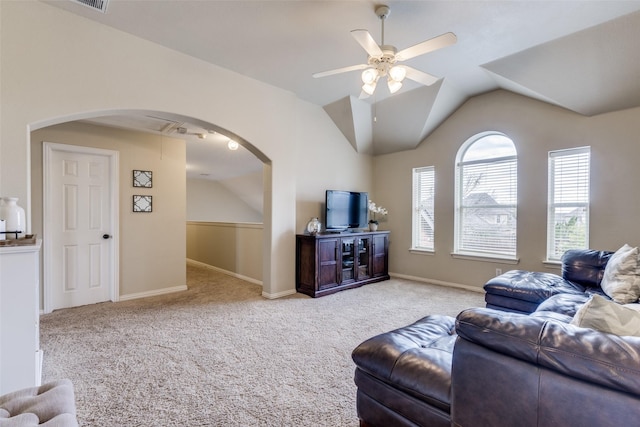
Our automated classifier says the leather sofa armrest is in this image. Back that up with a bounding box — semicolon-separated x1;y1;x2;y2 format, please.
456;307;640;396
352;314;456;380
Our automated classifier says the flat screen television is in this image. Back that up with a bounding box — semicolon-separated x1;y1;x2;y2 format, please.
325;190;368;231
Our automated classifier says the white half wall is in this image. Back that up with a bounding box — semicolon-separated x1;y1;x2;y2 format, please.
187;222;263;283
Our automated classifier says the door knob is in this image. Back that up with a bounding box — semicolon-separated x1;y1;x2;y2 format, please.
103;234;111;239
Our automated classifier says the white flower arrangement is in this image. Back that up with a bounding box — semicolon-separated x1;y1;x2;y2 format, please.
368;200;388;225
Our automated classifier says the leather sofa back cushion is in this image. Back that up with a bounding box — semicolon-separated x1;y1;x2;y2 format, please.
456;307;640;396
561;249;613;288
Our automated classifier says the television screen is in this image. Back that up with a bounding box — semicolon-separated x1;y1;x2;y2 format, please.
325;190;368;231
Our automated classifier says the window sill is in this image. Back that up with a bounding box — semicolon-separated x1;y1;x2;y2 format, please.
451;252;519;264
409;248;435;256
543;260;562;269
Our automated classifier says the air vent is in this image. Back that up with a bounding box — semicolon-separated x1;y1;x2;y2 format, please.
71;0;109;13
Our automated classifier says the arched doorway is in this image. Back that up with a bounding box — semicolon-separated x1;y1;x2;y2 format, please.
30;110;273;311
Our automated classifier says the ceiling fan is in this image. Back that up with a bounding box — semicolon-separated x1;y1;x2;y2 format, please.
312;5;456;96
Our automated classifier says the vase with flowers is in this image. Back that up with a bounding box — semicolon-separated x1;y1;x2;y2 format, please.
368;200;388;231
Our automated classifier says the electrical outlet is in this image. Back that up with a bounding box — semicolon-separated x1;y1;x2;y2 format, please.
495;268;502;276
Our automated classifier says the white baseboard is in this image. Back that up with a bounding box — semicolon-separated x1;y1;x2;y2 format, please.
119;285;188;301
36;349;43;386
389;271;484;294
261;289;297;299
186;259;298;299
186;258;263;286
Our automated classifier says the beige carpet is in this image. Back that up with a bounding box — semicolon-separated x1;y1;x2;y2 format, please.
41;263;485;426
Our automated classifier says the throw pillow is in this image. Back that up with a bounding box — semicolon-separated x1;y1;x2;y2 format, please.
625;303;640;312
571;294;640;336
600;244;640;304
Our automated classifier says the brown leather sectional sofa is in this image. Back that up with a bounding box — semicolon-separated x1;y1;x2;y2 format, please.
352;249;640;426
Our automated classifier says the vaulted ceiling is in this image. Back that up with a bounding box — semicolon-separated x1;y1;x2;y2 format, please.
45;0;640;157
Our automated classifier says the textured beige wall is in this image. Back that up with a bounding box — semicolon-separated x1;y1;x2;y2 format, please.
0;1;367;297
294;101;373;235
31;122;187;298
375;90;640;290
187;178;263;223
186;222;263;282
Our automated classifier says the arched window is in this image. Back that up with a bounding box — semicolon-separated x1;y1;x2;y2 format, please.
454;132;517;259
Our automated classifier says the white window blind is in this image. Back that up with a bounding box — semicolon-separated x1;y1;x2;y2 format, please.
412;166;435;251
455;133;517;258
547;147;590;261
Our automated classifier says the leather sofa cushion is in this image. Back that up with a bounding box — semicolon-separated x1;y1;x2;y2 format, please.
535;293;592;317
485;293;540;314
352;315;457;411
561;249;613;288
456;307;640;396
529;309;573;324
484;270;584;304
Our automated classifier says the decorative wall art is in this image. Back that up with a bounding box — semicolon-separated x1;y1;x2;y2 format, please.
133;170;153;188
133;195;152;213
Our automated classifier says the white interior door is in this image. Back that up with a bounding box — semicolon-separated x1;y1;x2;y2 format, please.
43;143;119;313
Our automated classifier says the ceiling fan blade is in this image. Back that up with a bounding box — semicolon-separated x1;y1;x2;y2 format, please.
395;32;457;61
403;66;440;86
351;29;383;58
312;63;368;78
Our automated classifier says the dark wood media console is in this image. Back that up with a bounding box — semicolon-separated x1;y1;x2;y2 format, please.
296;231;390;298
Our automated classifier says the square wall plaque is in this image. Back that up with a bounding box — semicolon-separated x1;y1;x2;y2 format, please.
133;195;152;212
133;170;152;188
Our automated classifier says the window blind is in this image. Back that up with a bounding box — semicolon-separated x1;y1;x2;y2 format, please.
412;166;435;250
547;147;590;260
458;156;517;256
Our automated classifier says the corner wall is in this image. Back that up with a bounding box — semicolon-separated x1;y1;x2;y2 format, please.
375;90;640;290
187;222;263;283
294;101;373;233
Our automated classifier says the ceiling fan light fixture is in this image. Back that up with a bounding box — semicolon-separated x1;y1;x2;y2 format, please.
361;68;378;85
362;81;377;95
389;65;406;82
387;78;402;94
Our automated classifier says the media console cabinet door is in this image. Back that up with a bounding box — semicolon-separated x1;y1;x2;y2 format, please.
317;238;339;288
372;233;389;277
